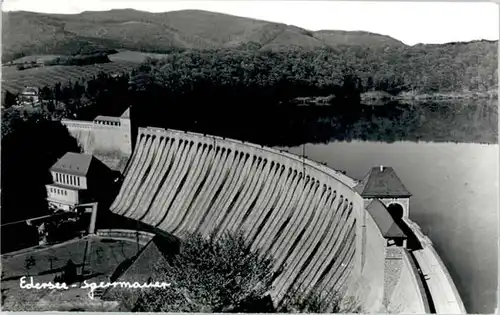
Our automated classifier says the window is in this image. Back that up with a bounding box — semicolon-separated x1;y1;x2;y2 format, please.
77;177;80;186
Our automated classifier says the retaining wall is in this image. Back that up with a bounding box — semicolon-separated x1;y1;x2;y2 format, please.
96;229;155;246
61;118;132;172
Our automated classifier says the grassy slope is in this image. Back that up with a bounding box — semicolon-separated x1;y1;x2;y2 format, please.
2;9;404;60
313;30;405;47
2;61;137;93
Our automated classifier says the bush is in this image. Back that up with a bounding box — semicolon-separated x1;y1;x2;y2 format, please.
134;230;280;312
61;259;78;284
132;230;361;313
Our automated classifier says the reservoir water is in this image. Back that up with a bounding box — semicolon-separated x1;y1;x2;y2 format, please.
283;141;498;314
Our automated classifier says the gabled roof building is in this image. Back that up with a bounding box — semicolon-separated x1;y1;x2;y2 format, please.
355;165;412;198
46;152;115;212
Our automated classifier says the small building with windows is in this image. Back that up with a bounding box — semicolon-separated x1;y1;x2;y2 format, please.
46;152;115;212
17;86;40;107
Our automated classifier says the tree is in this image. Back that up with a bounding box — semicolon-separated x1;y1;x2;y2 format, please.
132;230;362;313
1;288;6;307
62;259;78;284
3;91;17;108
46;99;55;113
24;256;36;275
53;82;62;105
47;255;59;270
73;81;85;100
39;86;53;101
135;231;280;312
366;76;374;91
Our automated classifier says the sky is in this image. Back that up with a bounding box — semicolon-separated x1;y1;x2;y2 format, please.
2;0;499;45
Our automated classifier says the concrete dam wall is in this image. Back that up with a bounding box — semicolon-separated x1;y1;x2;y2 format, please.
109;127;457;313
61;110;132;172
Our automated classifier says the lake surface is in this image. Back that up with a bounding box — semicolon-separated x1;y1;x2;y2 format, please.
283;141;498;314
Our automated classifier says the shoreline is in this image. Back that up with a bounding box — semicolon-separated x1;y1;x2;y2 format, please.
361;90;498;101
293;91;498;106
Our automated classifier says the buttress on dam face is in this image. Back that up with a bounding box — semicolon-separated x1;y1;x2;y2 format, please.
62;109;465;314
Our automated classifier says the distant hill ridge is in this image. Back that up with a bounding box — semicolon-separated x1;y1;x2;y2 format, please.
3;9;409;60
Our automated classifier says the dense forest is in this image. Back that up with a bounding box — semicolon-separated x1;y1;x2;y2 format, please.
129;46;497;96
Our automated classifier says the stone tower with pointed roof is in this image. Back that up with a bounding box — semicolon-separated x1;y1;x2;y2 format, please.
355;166;413;312
355;165;412;220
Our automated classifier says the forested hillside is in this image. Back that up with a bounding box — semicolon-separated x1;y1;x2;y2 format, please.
130;45;497;98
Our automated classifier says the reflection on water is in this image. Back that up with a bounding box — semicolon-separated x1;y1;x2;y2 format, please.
283;141;498;314
137;99;498;146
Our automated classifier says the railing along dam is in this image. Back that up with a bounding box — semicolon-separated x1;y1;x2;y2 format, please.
109;127;376;305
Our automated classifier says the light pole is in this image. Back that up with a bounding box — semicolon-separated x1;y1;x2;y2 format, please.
302;143;306;188
77;202;98;281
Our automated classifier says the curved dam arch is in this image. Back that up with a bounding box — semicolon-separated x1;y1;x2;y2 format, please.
110;127;364;303
109;127;460;313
